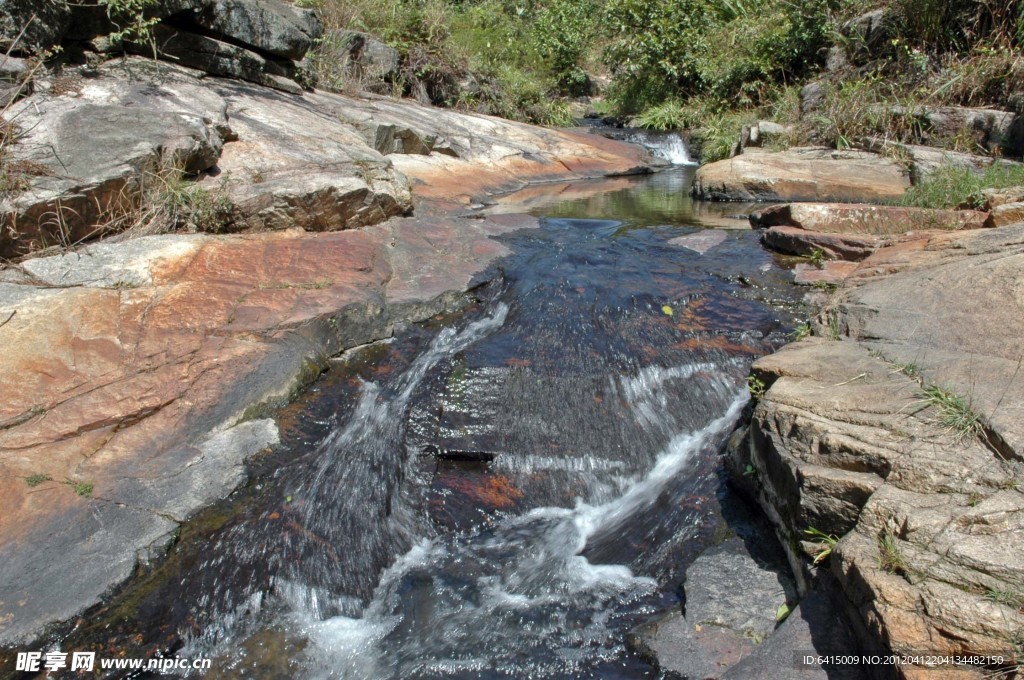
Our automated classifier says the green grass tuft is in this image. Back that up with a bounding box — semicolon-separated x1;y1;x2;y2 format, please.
877;529;908;575
920;383;983;442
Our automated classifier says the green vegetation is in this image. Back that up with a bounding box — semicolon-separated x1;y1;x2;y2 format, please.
61;479;95;497
985;587;1024;610
747;375;767;398
889;360;921;378
877;528;908;575
920;383;983;443
103;165;234;237
25;474;52;487
100;0;160;51
804;526;839;565
300;0;597;125
791;322;812;341
901;163;1024;209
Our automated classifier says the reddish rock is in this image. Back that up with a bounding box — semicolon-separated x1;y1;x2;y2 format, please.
761;226;880;261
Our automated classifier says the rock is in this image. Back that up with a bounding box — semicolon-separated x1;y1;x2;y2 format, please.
0;0;70;53
837;9;895;66
632;537;798;678
761;226;880;261
197;0;322;61
738;120;794;153
792;261;860;285
978;185;1024;210
327;30;401;90
922;106;1024;156
0;212;539;646
685;538;798;642
720;589;867;680
800;81;825;117
750;203;991;234
135;24;304;94
990;202;1024;227
0;53;27;81
693;148;911;203
668;229;729;254
0;93;227;258
737;224;1024;675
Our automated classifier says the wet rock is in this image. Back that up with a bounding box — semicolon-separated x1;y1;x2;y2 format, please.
668;229;729;254
633;537;797;678
0;212;538;646
750;203;990;235
792;261;860;286
692;148;910;203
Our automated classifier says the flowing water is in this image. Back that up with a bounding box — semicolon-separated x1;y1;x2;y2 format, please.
617;130;695;165
56;167;805;679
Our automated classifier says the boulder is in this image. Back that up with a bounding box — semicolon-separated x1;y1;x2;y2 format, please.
800;81;825;116
0;94;226;258
631;537;798;679
922;106;1024;156
132;24;304;94
0;58;414;257
324;29;401;92
749;203;991;234
990;202;1024;227
197;0;321;61
692;148;911;203
838;9;896;65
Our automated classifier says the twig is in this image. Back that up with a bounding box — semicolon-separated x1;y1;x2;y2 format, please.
830;372;867;387
0;310;14;329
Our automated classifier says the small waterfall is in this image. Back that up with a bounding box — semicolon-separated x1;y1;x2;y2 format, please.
288;375;748;679
622;130;695;165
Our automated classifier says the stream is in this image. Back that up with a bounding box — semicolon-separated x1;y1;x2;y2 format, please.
56;160;806;679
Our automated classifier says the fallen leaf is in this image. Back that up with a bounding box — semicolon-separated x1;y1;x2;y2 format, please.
662;305;674;316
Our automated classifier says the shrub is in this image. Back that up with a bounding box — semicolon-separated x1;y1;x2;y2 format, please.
603;0;831;116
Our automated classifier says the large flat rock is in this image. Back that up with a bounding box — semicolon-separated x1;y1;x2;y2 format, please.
693;148;911;203
1;57;650;258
